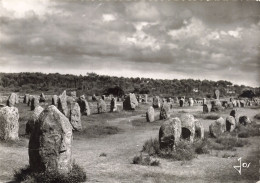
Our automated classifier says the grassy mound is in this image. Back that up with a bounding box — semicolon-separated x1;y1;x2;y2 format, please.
14;163;87;183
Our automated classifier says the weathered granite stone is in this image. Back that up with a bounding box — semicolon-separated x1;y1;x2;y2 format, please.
123;93;138;110
159;117;182;149
0;106;19;140
69;102;82;131
146;106;155;122
226;116;236;132
209;117;226;138
58;91;68;116
180;114;195;142
97;99;107;113
29;105;73;173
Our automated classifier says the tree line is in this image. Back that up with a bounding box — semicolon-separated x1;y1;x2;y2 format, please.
0;72;259;99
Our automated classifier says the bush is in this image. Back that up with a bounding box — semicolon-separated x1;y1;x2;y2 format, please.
132;154;160;166
233;123;260;138
142;139;197;161
193;139;210;154
254;113;260;120
14;163;87;183
214;135;249;150
142;138;160;156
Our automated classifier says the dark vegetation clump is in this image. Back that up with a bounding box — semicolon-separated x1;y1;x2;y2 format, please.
141;138;209;161
132;153;160;166
14;163;87;183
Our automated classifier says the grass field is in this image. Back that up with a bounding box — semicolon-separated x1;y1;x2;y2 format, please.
0;98;259;182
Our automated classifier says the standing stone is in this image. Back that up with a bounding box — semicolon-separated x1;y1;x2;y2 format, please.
69;102;82;131
179;98;184;107
214;89;220;99
203;98;207;105
236;100;241;108
77;95;91;116
195;119;204;139
29;105;72;173
28;95;33;106
0;106;19;140
175;97;179;104
230;109;236;118
153;96;161;108
180;114;195;142
239;116;251;126
159;117;182;150
97;99;107;113
209;117;226;138
144;94;148;103
26;106;44;134
52;95;58;106
110;97;117;112
30;96;39;111
203;104;211;113
6;93;17;107
146;106;155;122
160;103;170;120
39;93;46;103
23;94;30;104
226;116;236;132
188;98;194;106
70;91;77;99
58;91;68;117
211;100;223;112
123;93;138;110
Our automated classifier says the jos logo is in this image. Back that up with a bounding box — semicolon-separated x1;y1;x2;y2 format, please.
233;157;251;175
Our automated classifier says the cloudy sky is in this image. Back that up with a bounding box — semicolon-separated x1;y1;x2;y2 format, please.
0;0;259;87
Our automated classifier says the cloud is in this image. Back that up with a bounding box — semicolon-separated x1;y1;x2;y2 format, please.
0;1;259;87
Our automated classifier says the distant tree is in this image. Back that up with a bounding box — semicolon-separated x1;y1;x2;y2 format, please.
104;86;124;97
239;89;255;99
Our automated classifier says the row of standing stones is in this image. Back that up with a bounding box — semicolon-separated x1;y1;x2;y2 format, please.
0;90;259;174
0;91;144;174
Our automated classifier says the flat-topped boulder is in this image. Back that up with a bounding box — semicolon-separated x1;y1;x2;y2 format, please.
29;105;73;173
0;106;19;140
159;117;181;150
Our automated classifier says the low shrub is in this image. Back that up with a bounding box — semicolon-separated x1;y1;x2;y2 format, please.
254;113;260;120
193;139;210;154
14;162;87;183
212;135;249;150
142;139;197;161
132;154;160;166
